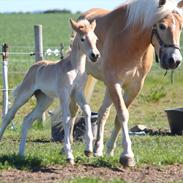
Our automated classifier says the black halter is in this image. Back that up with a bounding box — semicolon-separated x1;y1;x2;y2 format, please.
151;25;181;63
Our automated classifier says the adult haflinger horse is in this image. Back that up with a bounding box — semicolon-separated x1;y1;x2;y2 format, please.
76;0;183;166
0;19;100;164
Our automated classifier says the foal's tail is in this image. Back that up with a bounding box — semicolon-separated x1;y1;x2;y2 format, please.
12;83;22;98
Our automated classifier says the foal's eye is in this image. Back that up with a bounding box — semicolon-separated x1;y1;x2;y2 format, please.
159;23;166;30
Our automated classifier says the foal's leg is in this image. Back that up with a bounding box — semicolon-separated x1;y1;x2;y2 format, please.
74;90;93;157
0;89;34;140
19;92;53;156
94;89;112;157
60;92;75;164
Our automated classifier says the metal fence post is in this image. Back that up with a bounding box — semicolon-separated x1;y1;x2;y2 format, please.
2;43;9;120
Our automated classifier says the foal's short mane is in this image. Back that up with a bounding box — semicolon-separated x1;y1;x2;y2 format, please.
124;0;183;30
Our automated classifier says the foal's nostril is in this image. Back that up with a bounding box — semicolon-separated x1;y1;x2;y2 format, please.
95;54;99;59
91;53;95;58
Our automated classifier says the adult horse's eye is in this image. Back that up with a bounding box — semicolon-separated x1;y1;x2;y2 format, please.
159;23;166;30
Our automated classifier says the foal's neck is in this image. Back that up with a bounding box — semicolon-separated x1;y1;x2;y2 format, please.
70;36;86;72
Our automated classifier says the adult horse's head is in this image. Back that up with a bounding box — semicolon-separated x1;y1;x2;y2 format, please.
70;19;100;62
151;0;183;70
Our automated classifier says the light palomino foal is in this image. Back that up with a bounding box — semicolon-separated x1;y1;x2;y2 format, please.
0;19;100;164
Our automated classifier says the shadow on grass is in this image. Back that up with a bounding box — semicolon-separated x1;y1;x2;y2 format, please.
0;154;50;172
77;157;124;172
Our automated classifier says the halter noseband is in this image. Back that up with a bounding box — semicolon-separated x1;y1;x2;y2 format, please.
151;25;181;63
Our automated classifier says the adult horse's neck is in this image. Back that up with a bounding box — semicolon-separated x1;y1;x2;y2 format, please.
103;5;152;60
70;35;86;72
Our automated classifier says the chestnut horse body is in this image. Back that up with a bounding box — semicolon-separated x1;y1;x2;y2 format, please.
78;0;183;166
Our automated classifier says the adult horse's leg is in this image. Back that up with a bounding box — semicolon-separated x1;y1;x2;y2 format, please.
94;88;112;157
74;89;93;157
19;92;53;156
0;88;34;140
106;48;153;163
106;115;121;156
106;78;146;166
106;81;135;167
69;98;80;143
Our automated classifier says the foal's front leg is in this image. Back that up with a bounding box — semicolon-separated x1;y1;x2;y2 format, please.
74;90;93;157
60;95;74;164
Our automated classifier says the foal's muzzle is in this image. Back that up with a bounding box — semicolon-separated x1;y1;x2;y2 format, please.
89;52;100;62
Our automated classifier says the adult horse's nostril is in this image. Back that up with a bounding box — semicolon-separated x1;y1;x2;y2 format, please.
168;57;175;66
176;60;181;67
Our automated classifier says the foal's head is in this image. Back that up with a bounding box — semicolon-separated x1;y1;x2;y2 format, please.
70;19;100;62
151;0;183;70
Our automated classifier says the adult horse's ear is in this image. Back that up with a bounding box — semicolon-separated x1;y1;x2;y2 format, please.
91;20;96;31
159;0;166;7
177;0;183;8
70;19;79;32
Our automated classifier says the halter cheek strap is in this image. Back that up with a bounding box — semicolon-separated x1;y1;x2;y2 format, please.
151;25;181;63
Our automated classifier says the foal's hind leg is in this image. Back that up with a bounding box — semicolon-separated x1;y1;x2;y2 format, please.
19;92;53;156
0;90;34;140
74;90;93;157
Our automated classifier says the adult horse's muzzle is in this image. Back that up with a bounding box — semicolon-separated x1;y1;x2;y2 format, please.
151;26;182;70
159;47;182;70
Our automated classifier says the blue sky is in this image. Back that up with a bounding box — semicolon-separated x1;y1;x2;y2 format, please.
0;0;123;13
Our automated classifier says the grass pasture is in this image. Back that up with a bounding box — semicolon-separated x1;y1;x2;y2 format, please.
0;13;183;182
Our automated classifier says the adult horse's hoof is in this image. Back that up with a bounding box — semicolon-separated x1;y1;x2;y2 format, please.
119;156;135;167
66;158;75;165
84;150;93;157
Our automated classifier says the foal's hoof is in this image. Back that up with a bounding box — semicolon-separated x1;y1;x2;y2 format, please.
84;150;93;157
66;158;75;165
119;156;136;167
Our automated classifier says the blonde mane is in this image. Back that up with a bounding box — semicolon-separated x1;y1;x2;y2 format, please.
124;0;182;30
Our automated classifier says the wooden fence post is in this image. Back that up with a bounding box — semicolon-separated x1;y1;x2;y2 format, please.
2;43;9;121
34;25;43;61
34;25;45;124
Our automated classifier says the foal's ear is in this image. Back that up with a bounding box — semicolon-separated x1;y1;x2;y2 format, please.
91;20;96;31
177;0;183;8
70;19;79;32
159;0;166;7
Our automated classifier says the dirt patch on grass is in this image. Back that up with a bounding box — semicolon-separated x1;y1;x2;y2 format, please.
0;164;183;183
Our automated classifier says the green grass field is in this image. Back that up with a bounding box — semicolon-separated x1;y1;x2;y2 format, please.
0;13;183;182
